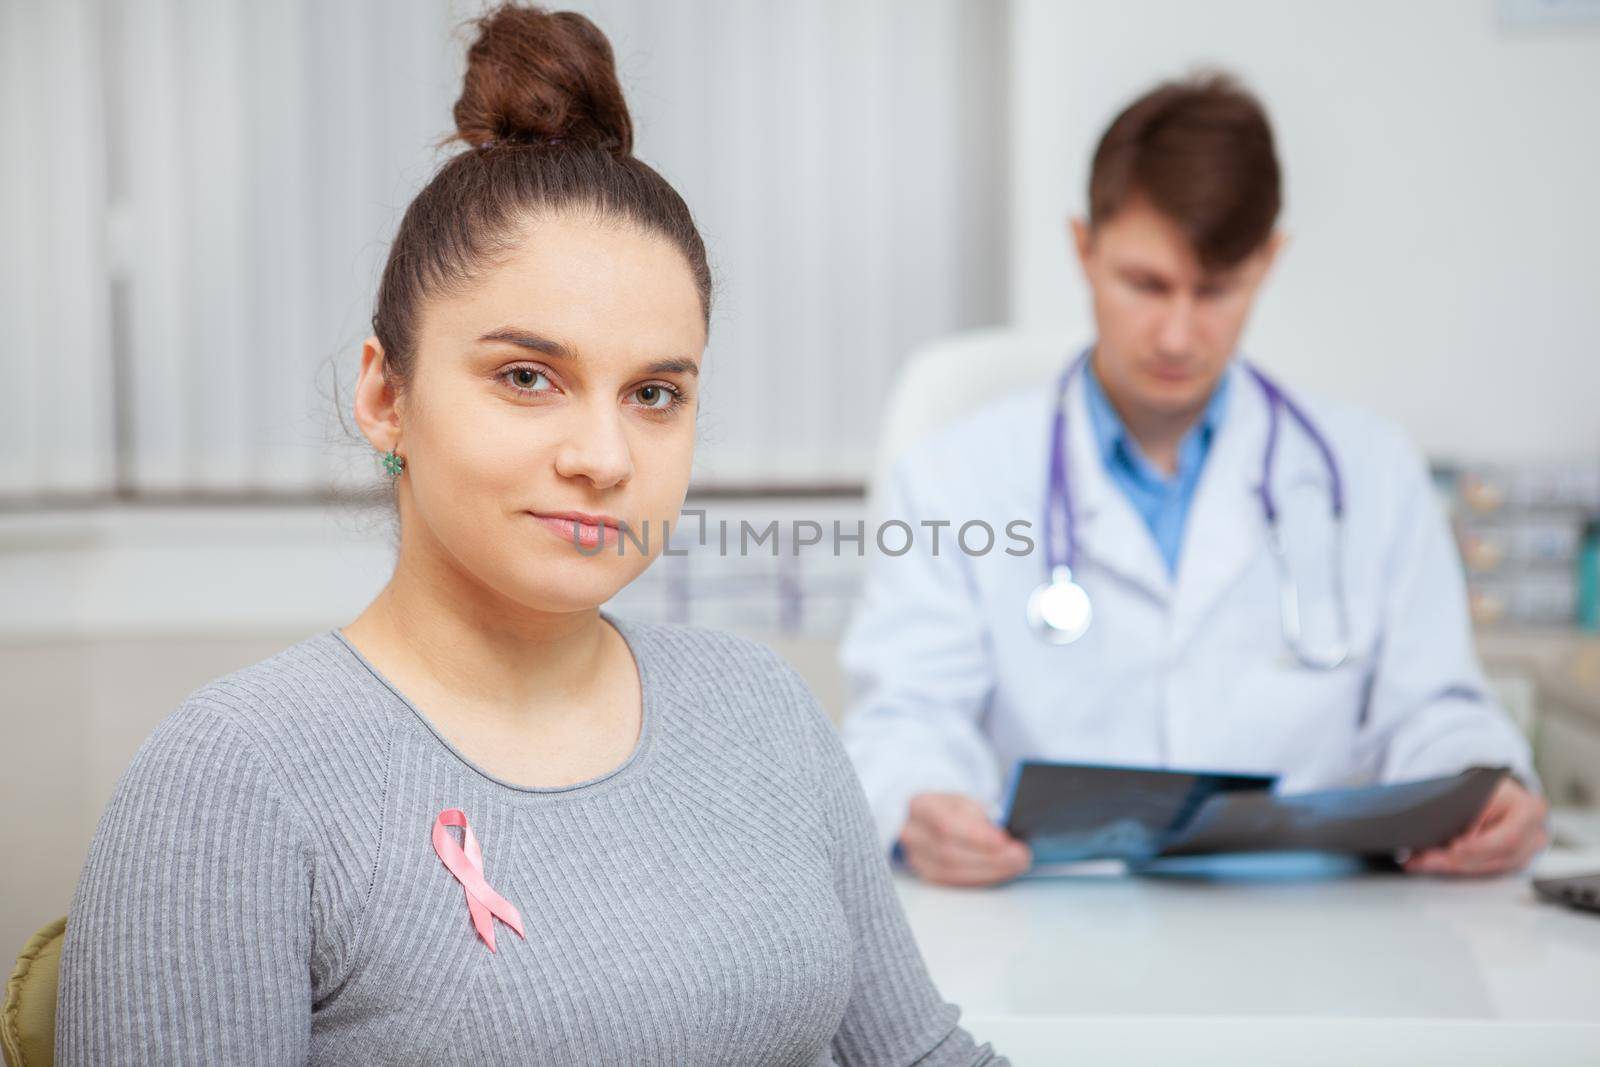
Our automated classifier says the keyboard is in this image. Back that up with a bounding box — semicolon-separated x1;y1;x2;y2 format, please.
1533;871;1600;914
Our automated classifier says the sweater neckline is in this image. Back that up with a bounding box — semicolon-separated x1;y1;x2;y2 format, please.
327;612;658;799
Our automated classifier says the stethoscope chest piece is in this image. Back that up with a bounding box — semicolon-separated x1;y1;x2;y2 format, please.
1027;566;1092;644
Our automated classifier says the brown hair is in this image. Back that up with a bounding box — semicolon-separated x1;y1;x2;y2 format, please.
371;4;711;392
1088;72;1281;270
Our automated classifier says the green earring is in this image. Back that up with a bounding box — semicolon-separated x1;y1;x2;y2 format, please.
381;449;405;476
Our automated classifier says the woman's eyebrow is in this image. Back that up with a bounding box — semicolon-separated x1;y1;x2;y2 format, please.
480;327;699;377
644;359;698;377
478;327;573;358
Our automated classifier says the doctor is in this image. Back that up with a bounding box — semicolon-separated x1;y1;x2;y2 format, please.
841;74;1546;886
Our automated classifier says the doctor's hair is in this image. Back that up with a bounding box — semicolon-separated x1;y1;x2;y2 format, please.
1088;71;1281;271
369;2;712;395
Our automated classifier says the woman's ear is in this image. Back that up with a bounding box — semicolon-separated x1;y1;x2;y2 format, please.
353;336;402;454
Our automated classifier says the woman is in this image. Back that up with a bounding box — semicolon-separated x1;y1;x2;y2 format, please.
54;5;1004;1065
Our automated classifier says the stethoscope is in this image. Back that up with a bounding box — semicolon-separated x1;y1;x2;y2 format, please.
1027;352;1353;669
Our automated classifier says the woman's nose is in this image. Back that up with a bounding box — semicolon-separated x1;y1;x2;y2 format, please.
552;408;634;490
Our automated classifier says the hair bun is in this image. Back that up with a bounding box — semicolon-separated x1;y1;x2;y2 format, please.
452;4;633;155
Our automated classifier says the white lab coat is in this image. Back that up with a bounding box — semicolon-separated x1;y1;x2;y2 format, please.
840;361;1535;851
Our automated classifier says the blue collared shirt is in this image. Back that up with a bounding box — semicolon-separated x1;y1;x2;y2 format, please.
1082;362;1231;575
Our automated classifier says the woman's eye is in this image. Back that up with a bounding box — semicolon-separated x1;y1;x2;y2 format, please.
633;384;677;410
505;366;553;394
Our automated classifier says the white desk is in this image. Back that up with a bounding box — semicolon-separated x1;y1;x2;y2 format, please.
896;848;1600;1065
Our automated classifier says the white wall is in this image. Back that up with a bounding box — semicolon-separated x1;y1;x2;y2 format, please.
1009;0;1600;463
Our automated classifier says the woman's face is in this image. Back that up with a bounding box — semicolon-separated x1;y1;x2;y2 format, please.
376;213;706;615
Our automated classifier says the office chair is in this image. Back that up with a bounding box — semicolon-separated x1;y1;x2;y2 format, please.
867;326;1066;518
2;917;65;1067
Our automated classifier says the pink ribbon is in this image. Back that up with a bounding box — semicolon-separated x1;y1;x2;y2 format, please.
431;808;526;953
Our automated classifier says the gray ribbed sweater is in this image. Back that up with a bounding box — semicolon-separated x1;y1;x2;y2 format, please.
56;618;1004;1066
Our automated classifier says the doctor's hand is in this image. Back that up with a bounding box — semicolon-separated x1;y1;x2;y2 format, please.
899;793;1032;887
1403;778;1549;877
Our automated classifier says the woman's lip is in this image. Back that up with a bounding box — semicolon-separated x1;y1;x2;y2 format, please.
526;511;622;551
528;510;622;528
